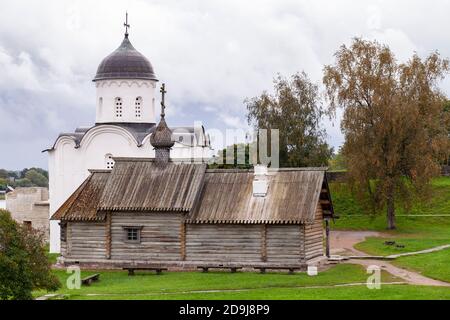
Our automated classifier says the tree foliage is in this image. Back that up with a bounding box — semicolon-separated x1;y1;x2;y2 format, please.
328;147;347;171
24;170;48;187
444;100;450;165
209;143;253;169
0;168;49;189
0;210;60;300
246;72;333;168
323;38;450;229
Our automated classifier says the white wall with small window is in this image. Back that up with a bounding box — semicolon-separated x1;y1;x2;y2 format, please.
97;97;103;119
135;96;142;118
95;79;157;123
105;154;115;169
115;97;123;118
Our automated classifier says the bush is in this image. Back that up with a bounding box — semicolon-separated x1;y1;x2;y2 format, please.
0;210;60;300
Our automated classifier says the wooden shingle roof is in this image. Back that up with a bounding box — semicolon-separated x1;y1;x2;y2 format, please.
51;160;333;224
97;159;206;212
50;170;110;221
185;169;326;224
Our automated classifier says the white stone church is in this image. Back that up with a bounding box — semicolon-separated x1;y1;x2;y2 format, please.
45;26;212;253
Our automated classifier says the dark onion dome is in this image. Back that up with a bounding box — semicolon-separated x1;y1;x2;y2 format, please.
93;35;158;82
150;117;174;149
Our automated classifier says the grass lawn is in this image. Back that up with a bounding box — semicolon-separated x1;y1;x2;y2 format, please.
330;177;450;284
392;249;450;283
35;177;450;300
45;244;59;264
72;285;450;300
36;264;394;297
34;264;449;300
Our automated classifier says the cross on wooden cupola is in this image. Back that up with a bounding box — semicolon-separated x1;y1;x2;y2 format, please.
150;83;174;164
160;83;167;118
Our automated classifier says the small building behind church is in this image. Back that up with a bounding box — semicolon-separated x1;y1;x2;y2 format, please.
6;187;50;240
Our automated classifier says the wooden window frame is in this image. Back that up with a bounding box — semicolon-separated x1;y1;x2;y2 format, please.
122;226;143;244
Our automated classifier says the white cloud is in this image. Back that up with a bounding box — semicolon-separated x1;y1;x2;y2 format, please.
1;0;450;169
221;115;248;129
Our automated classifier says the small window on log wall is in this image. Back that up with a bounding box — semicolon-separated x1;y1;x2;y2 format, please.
123;227;142;243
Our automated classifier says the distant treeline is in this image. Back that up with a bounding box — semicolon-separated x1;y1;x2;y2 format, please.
0;168;49;189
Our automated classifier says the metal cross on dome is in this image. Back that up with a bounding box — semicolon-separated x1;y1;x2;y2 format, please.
160;83;167;117
124;12;130;36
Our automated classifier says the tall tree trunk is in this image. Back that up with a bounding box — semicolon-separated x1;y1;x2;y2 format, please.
367;179;376;215
386;184;396;230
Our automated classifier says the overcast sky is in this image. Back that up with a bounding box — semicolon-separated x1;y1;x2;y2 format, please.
1;0;450;170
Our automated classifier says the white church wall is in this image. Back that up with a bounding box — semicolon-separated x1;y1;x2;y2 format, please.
95;79;157;124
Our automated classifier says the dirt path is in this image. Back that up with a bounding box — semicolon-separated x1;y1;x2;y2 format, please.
345;258;450;287
330;230;384;256
330;230;450;287
387;244;450;259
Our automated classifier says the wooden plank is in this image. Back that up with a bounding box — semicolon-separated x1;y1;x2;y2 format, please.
66;222;106;259
266;225;303;263
186;224;262;263
261;224;267;262
67;222;72;257
300;224;306;263
180;221;186;261
106;212;111;259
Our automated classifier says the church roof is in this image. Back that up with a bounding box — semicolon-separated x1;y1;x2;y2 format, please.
93;35;158;82
51;161;334;224
51;170;110;221
43;123;208;152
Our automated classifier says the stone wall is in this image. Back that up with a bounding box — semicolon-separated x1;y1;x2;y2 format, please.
6;187;49;240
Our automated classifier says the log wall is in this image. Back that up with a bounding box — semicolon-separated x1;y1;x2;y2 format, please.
304;204;325;260
63;208;325;264
266;225;304;264
66;222;106;259
185;224;262;263
110;213;182;261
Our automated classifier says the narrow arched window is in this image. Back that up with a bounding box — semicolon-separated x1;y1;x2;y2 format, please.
105;154;115;169
115;97;123;118
135;97;142;118
98;97;103;117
